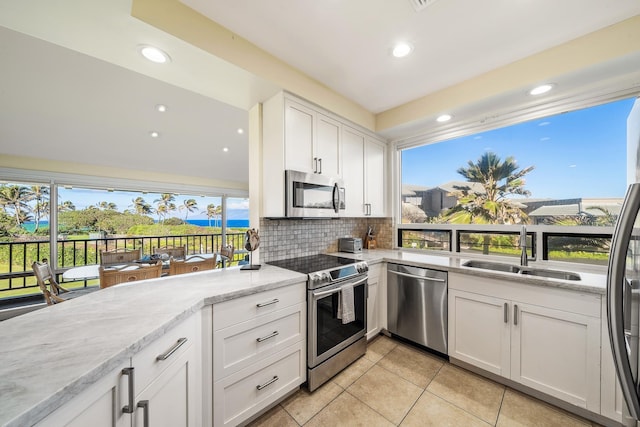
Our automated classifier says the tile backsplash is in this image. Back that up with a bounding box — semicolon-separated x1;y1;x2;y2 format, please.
259;217;393;262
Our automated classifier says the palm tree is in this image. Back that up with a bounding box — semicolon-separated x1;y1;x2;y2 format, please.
98;201;117;211
27;185;50;232
180;199;198;220
154;194;176;224
58;201;76;212
0;185;31;227
130;197;154;216
445;152;534;225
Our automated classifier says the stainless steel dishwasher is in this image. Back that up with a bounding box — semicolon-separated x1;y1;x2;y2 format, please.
387;263;448;354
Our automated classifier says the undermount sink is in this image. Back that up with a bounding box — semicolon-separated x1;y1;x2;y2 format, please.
462;260;581;281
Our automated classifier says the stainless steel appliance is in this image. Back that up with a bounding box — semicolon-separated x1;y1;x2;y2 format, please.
285;170;345;218
607;183;640;425
268;254;368;391
387;263;448;355
338;237;363;253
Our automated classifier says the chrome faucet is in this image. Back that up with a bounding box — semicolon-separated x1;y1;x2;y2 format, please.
519;225;535;266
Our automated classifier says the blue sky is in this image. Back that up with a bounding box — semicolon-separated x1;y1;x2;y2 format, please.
402;97;637;199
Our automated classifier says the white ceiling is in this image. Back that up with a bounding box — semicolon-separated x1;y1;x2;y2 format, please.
1;0;639;189
183;0;640;113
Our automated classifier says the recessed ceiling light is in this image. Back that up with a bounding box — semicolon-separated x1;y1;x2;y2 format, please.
529;84;554;96
156;104;167;112
392;42;413;58
223;147;229;152
237;128;244;135
436;114;452;122
149;131;160;138
139;45;171;64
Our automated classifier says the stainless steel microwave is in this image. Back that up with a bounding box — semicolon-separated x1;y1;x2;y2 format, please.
285;170;345;217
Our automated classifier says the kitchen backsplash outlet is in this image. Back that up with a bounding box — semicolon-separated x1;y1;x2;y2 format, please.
259;217;392;262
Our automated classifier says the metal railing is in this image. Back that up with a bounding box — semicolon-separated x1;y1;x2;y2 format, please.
0;233;247;298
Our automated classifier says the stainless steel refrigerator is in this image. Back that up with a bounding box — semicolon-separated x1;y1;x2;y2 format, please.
608;183;640;426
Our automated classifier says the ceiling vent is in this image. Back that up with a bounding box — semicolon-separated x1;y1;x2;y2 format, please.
408;0;440;12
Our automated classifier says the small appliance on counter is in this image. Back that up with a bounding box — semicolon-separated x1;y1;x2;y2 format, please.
338;237;362;253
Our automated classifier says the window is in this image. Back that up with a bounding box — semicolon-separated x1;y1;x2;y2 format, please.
398;95;639;264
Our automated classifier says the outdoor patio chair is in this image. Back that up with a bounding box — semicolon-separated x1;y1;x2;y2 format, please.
98;260;163;289
153;245;187;260
169;255;216;276
100;247;142;265
218;244;234;266
32;261;93;305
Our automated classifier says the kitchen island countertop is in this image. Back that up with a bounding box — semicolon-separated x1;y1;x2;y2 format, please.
0;265;306;427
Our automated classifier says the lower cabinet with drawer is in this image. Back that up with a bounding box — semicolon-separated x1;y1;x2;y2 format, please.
212;282;307;427
37;311;202;427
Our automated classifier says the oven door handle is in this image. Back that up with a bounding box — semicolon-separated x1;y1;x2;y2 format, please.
312;276;368;298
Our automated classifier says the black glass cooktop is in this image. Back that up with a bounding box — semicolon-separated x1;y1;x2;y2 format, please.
267;254;357;274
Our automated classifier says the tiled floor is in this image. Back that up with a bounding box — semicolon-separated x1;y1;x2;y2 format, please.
249;335;601;427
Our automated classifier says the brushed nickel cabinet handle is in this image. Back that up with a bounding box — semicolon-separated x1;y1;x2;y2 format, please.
503;303;508;323
121;367;135;414
137;400;149;427
256;298;279;308
156;337;188;361
514;304;519;326
256;331;279;342
256;376;279;390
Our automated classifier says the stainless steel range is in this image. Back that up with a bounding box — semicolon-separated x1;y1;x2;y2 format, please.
268;254;368;391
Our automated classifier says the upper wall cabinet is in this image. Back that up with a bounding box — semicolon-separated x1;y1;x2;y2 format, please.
342;126;386;217
284;100;340;176
262;92;387;218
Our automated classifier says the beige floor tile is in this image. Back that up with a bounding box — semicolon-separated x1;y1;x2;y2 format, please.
377;343;444;388
347;364;423;424
281;381;342;425
246;405;299;427
496;389;591;427
427;364;505;424
400;391;492;427
305;391;395;427
364;335;398;363
333;355;375;389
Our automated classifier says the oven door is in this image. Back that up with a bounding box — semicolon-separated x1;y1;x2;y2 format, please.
308;275;367;368
286;170;345;217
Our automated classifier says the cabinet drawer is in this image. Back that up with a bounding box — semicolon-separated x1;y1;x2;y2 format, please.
213;341;305;427
133;313;198;392
214;302;305;378
213;283;305;330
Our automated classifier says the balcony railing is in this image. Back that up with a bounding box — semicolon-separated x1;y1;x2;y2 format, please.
0;233;247;299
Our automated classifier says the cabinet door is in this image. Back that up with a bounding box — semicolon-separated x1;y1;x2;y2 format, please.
341;126;365;216
284;100;315;173
36;364;131;427
511;302;600;411
316;113;341;176
365;138;385;216
448;289;510;377
367;279;379;340
134;343;200;427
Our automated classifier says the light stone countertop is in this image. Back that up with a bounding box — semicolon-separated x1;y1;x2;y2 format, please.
0;265;306;427
331;249;608;295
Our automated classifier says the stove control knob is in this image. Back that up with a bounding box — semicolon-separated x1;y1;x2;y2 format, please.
322;272;332;283
311;273;322;286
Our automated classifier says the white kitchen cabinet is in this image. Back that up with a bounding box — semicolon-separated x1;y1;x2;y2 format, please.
600;298;626;424
35;363;131;427
37;313;202;427
212;281;307;427
283;98;340;176
448;273;601;412
367;263;384;339
341;125;386;217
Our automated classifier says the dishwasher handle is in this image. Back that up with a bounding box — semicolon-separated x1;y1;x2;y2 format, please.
388;269;446;283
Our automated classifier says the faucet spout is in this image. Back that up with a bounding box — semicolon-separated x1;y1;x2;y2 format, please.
519;225;536;266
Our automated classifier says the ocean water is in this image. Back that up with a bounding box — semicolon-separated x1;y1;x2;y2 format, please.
21;219;249;232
